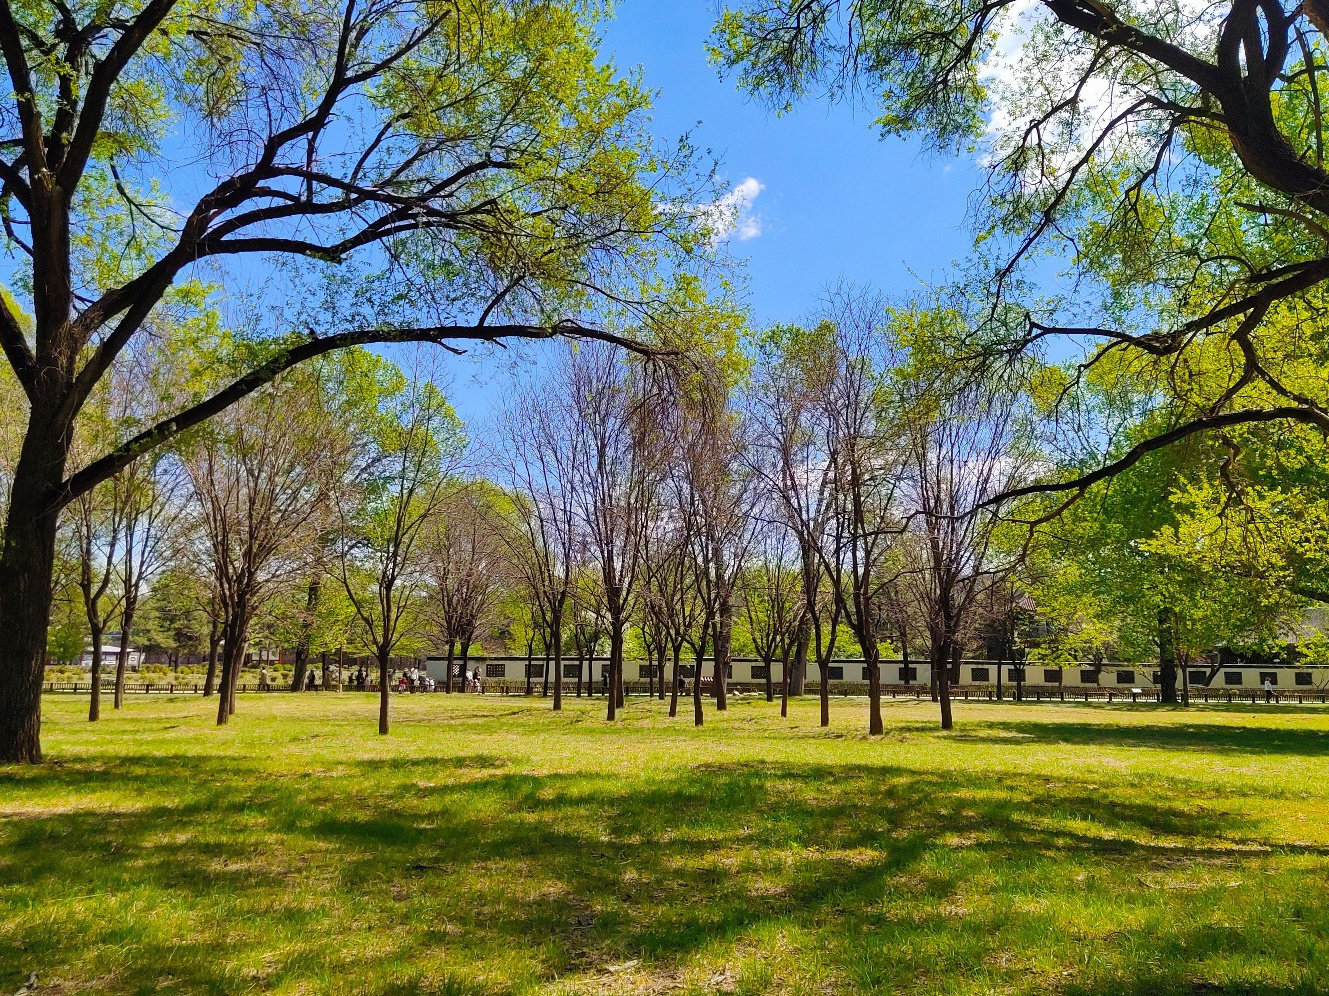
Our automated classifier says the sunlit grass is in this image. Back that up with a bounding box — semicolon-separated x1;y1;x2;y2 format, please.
3;692;1328;995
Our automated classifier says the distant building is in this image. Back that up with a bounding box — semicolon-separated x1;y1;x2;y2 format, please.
79;634;142;671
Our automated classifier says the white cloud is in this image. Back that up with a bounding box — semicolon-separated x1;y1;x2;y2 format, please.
701;176;765;242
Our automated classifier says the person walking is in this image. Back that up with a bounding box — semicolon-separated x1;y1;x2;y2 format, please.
1265;677;1275;703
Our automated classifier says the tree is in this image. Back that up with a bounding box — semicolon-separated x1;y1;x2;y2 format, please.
495;380;583;713
0;0;710;762
894;306;1032;729
565;344;662;720
185;372;342;725
70;475;123;722
110;450;184;708
817;298;903;736
427;483;511;695
677;377;759;722
749;321;843;711
334;368;462;734
641;512;706;718
713;0;1329;633
740;520;803;704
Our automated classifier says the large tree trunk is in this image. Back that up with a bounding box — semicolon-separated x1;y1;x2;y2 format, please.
790;619;809;696
0;429;67;762
866;652;883;736
607;627;622;720
614;626;625;710
1158;606;1178;704
445;638;456;693
88;626;104;722
113;600;137;710
714;601;731;711
934;636;954;731
215;610;247;725
203;614;221;697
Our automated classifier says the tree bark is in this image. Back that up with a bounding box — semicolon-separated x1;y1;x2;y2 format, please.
551;618;563;712
780;647;790;718
113;601;136;710
88;625;104;722
1158;606;1178;704
0;394;71;761
866;653;883;736
378;649;390;735
607;627;622;720
819;660;830;728
203;614;220;697
714;601;731;711
524;636;534;695
935;638;954;731
445;639;456;693
692;644;704;727
290;576;320;692
790;620;809;696
669;643;681;718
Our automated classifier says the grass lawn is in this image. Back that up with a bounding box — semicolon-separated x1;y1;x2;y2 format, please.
3;693;1329;996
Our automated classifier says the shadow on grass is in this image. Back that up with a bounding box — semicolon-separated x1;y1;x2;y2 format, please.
1;749;1327;995
947;718;1329;755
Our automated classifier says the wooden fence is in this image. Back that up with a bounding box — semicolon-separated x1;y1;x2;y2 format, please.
41;678;1329;705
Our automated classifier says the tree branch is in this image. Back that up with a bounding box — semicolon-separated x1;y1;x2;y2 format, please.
55;320;660;508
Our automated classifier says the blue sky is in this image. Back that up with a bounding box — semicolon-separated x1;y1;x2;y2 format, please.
445;0;984;428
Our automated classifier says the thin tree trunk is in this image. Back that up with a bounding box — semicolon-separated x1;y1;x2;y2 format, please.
88;626;104;722
780;646;790;718
552;619;563;712
113;603;136;710
692;642;704;727
669;643;681;718
614;623;625;710
445;638;456;693
819;660;830;728
378;649;390;735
